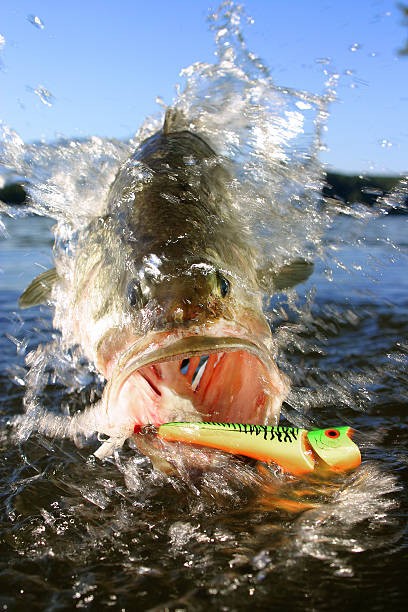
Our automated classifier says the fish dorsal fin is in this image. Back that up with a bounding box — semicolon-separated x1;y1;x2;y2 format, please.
257;258;314;293
163;107;187;135
19;267;58;309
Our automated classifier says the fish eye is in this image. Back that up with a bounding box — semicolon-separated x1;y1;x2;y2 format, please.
324;429;340;439
216;271;230;298
127;279;147;308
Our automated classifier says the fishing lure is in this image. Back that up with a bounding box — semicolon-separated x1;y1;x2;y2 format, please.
156;422;361;475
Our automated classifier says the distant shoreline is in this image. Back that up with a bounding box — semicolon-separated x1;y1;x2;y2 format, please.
1;172;407;213
324;172;406;210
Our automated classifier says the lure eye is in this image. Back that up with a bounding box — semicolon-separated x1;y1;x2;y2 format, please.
324;429;340;439
127;279;147;308
216;271;230;298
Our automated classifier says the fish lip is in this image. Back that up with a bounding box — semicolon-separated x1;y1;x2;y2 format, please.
104;331;280;422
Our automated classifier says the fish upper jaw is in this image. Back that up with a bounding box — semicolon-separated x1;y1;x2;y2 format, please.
97;321;289;441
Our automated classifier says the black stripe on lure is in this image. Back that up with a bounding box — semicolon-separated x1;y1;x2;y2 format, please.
156;422;362;475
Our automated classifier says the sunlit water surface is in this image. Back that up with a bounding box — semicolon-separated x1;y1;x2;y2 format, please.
1;3;407;610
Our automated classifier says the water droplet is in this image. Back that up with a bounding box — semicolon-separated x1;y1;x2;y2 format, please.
215;27;228;43
27;14;45;30
379;139;393;148
325;268;334;282
0;34;5;49
295;101;312;111
349;42;361;52
155;96;166;109
315;57;331;65
33;85;55;107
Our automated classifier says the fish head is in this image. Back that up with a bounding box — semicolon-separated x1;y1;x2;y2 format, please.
83;251;289;440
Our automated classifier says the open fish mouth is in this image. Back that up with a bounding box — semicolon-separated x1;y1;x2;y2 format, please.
102;333;288;437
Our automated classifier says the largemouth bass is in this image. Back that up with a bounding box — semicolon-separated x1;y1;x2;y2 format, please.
20;109;312;456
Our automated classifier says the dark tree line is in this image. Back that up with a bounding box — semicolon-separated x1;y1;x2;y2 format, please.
399;4;408;55
1;174;406;212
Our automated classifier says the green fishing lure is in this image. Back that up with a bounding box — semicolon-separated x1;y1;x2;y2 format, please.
157;422;361;475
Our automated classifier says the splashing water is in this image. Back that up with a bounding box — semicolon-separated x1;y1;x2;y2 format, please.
0;2;407;609
27;15;45;30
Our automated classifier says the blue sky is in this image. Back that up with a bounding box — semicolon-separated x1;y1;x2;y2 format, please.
0;0;407;174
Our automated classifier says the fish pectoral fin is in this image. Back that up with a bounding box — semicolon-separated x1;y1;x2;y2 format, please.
18;267;58;309
163;107;187;135
257;258;314;292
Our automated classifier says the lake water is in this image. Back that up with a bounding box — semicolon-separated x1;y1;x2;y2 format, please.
0;211;406;611
1;2;407;607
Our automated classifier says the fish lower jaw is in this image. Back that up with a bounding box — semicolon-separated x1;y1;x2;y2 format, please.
100;335;289;443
